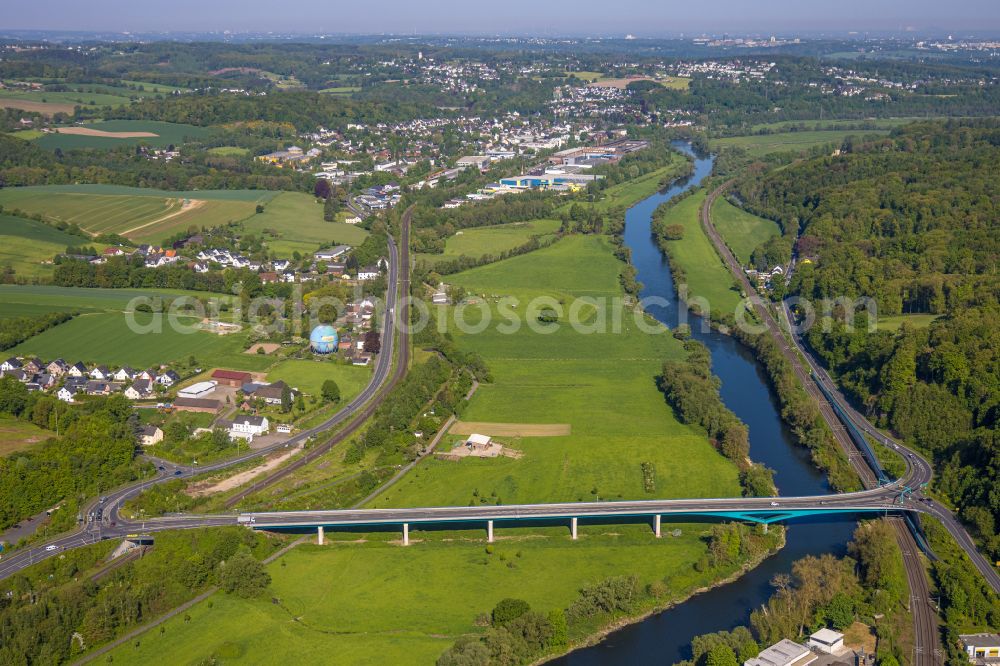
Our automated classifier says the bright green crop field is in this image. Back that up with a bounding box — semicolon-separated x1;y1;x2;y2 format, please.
0;185;270;243
710;196;781;265
34;120;211;150
0;214;103;278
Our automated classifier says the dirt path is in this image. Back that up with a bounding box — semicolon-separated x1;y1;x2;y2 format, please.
186;445;302;497
122;198;205;237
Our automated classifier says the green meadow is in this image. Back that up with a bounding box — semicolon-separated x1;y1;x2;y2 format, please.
416;218;561;265
244;192;369;256
709;129;892;158
710;196;781;265
266;359;372;401
373;233;741;509
106;527;756;665
0;416;51;457
0;214;103;278
657;190;743;317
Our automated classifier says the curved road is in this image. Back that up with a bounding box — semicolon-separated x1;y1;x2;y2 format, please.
0;207;413;580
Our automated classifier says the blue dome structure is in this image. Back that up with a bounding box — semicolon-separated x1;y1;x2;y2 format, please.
310;325;339;354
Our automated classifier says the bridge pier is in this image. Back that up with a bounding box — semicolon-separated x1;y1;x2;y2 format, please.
654;514;661;538
487;520;494;543
317;525;325;545
571;517;578;540
402;522;409;546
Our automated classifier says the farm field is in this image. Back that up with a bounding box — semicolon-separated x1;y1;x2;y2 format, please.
416;218;561;265
245;192;369;257
0;98;76;115
266;359;372;402
34;120;211;150
0;417;51;457
710;196;781;265
0;88;133;108
206;146;250;156
656;190;743;318
709;128;893;157
0;185;271;243
0;214;104;278
0;284;232;313
106;527;754;665
374;234;741;509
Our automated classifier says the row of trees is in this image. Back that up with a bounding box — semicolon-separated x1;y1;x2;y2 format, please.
0;310;76;352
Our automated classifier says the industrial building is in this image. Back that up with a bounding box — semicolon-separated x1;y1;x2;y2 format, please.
744;639;817;666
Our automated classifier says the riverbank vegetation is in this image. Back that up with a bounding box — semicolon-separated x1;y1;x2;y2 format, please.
677;520;911;666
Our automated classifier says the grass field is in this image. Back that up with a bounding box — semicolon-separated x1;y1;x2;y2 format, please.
374;234;741;509
0;416;51;457
0;185;270;243
319;86;362;95
206;146;250;156
877;313;939;332
266;359;372;401
0;98;76;115
244;192;369;257
710;129;893;158
710;197;781;265
416;218;561;265
106;527;751;665
34;120;211;150
0;213;103;278
0;88;133;108
657;190;743;318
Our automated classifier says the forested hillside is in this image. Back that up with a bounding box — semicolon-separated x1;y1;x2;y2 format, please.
737;120;1000;558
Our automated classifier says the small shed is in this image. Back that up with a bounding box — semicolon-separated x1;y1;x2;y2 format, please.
808;628;845;654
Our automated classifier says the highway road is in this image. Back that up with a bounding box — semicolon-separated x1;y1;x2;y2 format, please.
0;208;413;581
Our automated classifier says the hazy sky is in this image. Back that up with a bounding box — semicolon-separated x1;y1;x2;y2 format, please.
5;0;999;35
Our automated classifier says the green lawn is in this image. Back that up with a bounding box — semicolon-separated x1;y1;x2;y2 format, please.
877;313;939;332
0;185;270;243
34;120;211;151
0;284;231;312
657;190;743;318
374;234;741;509
244;192;369;257
105;528;749;665
710;197;781;265
0;213;104;278
266;359;372;400
206;146;250;156
0;416;51;457
416;218;561;265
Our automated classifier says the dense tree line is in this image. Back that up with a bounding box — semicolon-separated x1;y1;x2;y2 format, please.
410;193;558;254
0;311;76;351
0;380;144;531
0;528;277;664
736;121;1000;556
52;257;228;292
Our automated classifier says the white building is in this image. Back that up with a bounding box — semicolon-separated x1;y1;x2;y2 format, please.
178;381;217;399
139;425;164;447
961;634;1000;663
808;629;845;655
744;640;817;666
229;415;269;440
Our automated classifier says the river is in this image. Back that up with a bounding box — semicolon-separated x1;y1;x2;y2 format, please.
550;143;857;665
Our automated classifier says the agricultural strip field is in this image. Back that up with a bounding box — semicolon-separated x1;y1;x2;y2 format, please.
415;218;561;266
243;192;369;257
0;185;272;243
0;214;105;278
656;189;743;317
106;529;757;665
0;98;76;115
33;120;210;150
710;196;781;265
449;421;571;437
373;233;742;509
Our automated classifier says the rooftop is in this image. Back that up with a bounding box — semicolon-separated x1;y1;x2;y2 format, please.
746;640;817;666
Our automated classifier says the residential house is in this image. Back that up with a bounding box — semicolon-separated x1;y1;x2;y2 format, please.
68;362;88;377
85;380;111;396
157;370;180;387
254;381;289;406
1;358;22;373
114;366;136;382
357;265;381;281
46;359;68;377
57;386;77;403
23;358;44;374
229;415;269;440
139;425;164;447
125;378;154;400
90;365;111;381
138;368;157;381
